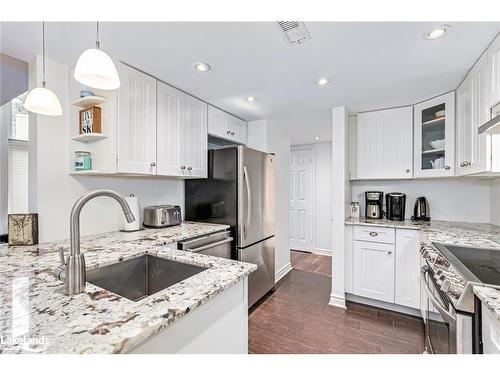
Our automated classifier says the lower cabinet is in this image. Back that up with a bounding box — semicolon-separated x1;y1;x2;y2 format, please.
351;225;421;310
482;304;500;354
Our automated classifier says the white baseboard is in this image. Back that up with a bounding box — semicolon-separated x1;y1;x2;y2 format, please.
328;293;346;309
346;293;422;318
312;248;331;256
275;262;292;283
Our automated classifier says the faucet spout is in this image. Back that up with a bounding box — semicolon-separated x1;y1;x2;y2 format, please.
63;190;135;295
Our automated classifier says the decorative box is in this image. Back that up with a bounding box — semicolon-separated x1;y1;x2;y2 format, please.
79;106;102;134
8;214;39;246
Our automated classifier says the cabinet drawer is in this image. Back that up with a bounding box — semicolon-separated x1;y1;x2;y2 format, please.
354;226;395;244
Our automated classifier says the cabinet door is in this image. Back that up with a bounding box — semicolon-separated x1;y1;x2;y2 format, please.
395;229;421;309
488;33;500;108
356;106;413;179
156;81;185;176
414;92;455;178
117;63;157;174
182;95;208;178
353;240;395;303
456;76;472;176
208;105;228;138
231;117;248;144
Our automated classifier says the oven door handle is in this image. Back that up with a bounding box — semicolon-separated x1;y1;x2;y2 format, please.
420;265;456;324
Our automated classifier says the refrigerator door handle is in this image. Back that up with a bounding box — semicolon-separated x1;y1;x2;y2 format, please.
243;165;251;239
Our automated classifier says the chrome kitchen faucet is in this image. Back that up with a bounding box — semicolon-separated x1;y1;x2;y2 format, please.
54;190;135;295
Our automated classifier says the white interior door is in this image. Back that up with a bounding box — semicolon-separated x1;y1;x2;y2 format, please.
289;148;313;252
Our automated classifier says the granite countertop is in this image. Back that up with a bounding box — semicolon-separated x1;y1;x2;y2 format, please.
0;222;256;354
345;217;423;230
473;286;500;323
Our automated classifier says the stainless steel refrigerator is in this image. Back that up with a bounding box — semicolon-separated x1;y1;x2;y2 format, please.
185;146;275;307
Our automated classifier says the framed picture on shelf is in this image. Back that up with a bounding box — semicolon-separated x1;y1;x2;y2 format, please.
79;106;102;134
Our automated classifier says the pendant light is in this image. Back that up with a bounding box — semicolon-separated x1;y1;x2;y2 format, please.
74;22;120;90
23;22;63;116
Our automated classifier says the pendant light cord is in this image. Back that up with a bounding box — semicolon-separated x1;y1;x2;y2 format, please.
42;21;46;87
96;21;100;50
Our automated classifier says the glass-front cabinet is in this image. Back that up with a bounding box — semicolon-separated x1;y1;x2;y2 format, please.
413;92;455;178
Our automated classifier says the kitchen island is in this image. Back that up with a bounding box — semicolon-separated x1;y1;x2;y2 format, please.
0;222;256;354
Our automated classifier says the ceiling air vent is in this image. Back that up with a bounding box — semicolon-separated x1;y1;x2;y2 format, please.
277;21;311;45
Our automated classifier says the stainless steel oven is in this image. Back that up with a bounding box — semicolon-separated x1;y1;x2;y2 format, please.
421;265;457;353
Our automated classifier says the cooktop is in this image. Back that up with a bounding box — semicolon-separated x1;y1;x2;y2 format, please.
440;244;500;286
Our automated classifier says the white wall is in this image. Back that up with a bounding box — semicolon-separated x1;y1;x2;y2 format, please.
34;57;184;243
292;142;332;254
247;119;267;152
351;179;491;223
491;178;500;226
266;119;291;279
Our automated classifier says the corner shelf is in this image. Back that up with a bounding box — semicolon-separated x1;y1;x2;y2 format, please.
72;133;107;143
72;95;107;108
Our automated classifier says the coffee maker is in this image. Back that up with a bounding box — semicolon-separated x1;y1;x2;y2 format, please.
365;191;383;219
386;193;406;221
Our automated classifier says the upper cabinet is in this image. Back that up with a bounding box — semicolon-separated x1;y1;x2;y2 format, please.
413;92;455;178
456;52;491;176
117;63;157;175
487;33;500;108
353;106;413;180
208;105;247;144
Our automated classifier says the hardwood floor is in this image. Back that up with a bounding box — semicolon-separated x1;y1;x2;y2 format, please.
249;265;425;354
290;250;332;276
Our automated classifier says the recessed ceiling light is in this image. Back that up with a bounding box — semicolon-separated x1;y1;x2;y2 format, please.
194;62;211;72
314;136;320;141
317;78;330;86
424;25;450;40
246;96;256;102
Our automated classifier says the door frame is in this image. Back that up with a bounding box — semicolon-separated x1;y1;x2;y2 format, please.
290;145;315;253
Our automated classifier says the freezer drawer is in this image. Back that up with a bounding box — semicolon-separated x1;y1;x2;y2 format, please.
238;236;275;307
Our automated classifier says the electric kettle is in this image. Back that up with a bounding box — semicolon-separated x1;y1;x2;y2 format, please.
411;197;430;221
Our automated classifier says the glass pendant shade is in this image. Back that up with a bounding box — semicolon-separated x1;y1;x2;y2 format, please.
74;48;120;90
23;86;63;116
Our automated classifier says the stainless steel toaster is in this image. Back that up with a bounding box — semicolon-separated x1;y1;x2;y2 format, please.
143;205;181;228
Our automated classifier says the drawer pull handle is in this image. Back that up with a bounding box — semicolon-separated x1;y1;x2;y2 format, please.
369;231;378;237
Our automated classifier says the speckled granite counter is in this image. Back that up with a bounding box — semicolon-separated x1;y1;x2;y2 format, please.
0;222;256;354
345;217;422;230
474;286;500;323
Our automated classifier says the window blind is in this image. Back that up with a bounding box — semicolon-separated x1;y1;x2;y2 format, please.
8;139;29;213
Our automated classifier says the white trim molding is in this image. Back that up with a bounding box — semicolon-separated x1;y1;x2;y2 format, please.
312;248;331;256
275;262;292;283
346;294;422;318
329;293;346;309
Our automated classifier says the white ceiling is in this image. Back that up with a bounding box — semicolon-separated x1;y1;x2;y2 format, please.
1;22;499;144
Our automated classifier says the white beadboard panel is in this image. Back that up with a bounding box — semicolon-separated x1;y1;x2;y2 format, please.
351;179;491;223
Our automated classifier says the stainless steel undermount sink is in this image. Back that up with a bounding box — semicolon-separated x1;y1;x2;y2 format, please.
86;254;207;301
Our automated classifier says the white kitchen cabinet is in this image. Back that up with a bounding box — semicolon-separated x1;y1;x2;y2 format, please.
487;33;500;108
208;105;247;144
354;106;413;180
482;304;500;354
353;239;395;303
456;52;491;176
157;82;208;178
395;229;421;309
117;63;157;174
414;92;455;178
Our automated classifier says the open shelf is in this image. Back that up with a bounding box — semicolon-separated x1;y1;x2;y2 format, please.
72;95;107;108
422;148;445;154
72;133;107;143
422;117;445;126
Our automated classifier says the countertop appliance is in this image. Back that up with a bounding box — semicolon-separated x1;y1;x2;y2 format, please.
143;205;181;228
421;243;500;354
184;146;275;307
412;196;430;221
365;191;383;219
386;193;406;221
178;230;233;259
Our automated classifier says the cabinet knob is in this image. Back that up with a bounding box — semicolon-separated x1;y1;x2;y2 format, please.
231;131;235;136
444;165;450;170
150;162;156;167
466;161;471;167
460;162;464;167
180;165;186;170
226;130;231;134
187;166;192;171
369;231;378;237
387;250;393;255
405;169;410;173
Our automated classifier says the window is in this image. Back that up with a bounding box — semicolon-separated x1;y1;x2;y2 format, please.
8;91;29;214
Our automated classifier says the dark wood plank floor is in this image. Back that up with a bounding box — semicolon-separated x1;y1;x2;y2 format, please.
249;266;425;354
290;250;332;276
